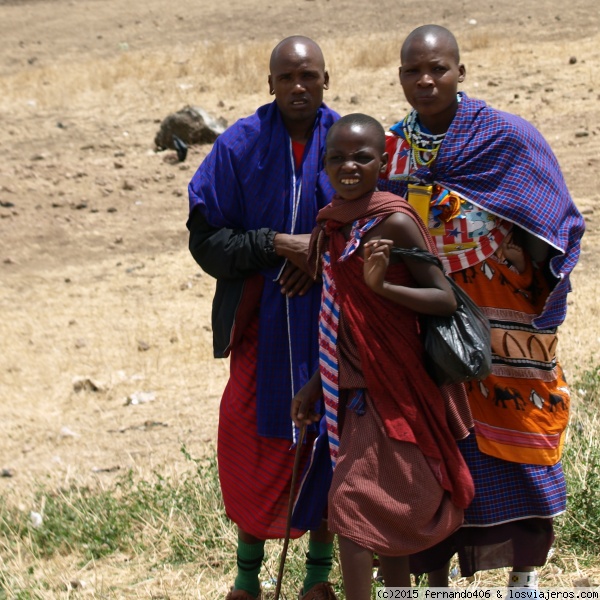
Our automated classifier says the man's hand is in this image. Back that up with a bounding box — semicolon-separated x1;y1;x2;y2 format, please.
291;370;323;428
273;233;312;273
278;263;315;297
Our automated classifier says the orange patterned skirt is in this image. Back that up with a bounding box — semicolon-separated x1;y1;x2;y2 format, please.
452;252;569;466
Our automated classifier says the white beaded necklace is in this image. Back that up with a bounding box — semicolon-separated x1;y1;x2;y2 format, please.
402;109;447;168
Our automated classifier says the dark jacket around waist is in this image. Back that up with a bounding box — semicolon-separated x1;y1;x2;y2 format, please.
186;207;282;358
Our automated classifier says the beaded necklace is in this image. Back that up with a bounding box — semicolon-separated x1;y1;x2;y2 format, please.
402;109;447;168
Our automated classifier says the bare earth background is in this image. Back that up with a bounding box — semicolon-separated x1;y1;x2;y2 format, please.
0;0;599;596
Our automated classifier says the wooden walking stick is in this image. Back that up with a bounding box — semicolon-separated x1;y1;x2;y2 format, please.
273;421;307;600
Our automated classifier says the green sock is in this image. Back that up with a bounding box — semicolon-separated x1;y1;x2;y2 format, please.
234;538;265;598
303;540;334;593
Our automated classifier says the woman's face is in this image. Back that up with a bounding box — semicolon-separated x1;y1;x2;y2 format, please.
399;34;466;134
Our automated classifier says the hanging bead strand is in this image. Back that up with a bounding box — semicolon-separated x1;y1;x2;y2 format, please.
402;110;447;167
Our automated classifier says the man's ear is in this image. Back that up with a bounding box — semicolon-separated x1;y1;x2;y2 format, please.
323;70;330;90
458;64;466;83
268;74;274;95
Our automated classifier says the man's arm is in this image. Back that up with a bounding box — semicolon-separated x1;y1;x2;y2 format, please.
187;207;283;280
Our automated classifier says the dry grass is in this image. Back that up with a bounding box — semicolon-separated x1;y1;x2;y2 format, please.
1;13;599;599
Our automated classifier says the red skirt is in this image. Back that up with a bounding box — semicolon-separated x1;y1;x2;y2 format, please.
328;395;464;556
217;313;314;540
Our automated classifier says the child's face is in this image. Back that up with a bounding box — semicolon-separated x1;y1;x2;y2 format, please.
324;123;388;201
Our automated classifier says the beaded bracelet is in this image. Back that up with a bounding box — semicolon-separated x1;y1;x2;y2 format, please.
264;229;277;256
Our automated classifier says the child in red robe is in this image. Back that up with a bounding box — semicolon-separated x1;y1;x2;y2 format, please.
292;113;474;600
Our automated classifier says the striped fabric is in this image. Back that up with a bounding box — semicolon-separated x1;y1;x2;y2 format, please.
319;249;341;467
319;216;383;468
218;313;314;539
458;433;566;525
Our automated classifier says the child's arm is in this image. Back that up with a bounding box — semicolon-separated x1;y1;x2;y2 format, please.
507;225;550;265
363;212;456;316
524;230;550;265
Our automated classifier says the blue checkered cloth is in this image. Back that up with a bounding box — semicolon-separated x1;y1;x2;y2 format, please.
381;92;585;329
459;433;566;525
188;101;339;438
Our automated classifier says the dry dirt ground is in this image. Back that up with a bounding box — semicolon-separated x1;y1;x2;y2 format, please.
0;0;599;596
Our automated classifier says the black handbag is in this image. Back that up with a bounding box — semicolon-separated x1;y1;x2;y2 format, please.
390;246;492;385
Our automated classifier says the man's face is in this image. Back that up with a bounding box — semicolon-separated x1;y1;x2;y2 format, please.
268;41;329;126
324;123;387;201
399;34;465;133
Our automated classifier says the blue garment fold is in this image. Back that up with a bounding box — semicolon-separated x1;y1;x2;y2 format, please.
292;415;333;530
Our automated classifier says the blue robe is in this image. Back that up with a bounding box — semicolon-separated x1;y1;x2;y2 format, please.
189;101;339;439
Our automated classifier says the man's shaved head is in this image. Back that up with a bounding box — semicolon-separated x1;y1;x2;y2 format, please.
267;35;329;139
401;24;460;64
269;35;326;73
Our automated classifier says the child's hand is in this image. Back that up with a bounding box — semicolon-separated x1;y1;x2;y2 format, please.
291;371;323;427
363;238;393;292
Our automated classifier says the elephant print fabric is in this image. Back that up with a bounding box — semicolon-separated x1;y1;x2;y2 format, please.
449;252;570;467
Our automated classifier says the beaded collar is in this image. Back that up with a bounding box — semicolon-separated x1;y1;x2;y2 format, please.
400;94;461;168
402;110;447;167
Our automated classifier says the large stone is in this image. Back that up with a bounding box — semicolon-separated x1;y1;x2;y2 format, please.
154;106;227;150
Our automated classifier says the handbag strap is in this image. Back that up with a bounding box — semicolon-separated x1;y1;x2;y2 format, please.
392;247;481;314
390;246;445;272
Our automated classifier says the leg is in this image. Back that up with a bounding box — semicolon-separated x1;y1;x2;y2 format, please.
238;528;263;545
338;535;374;600
233;527;265;598
309;518;335;544
427;561;450;587
301;519;336;596
508;566;538;588
378;555;411;588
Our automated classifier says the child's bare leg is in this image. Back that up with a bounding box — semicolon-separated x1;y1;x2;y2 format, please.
427;561;450;587
378;555;411;588
338;535;374;600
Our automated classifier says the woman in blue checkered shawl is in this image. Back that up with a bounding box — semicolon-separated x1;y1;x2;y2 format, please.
379;24;585;590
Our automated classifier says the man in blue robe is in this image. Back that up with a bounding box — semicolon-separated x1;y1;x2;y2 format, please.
187;36;339;600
